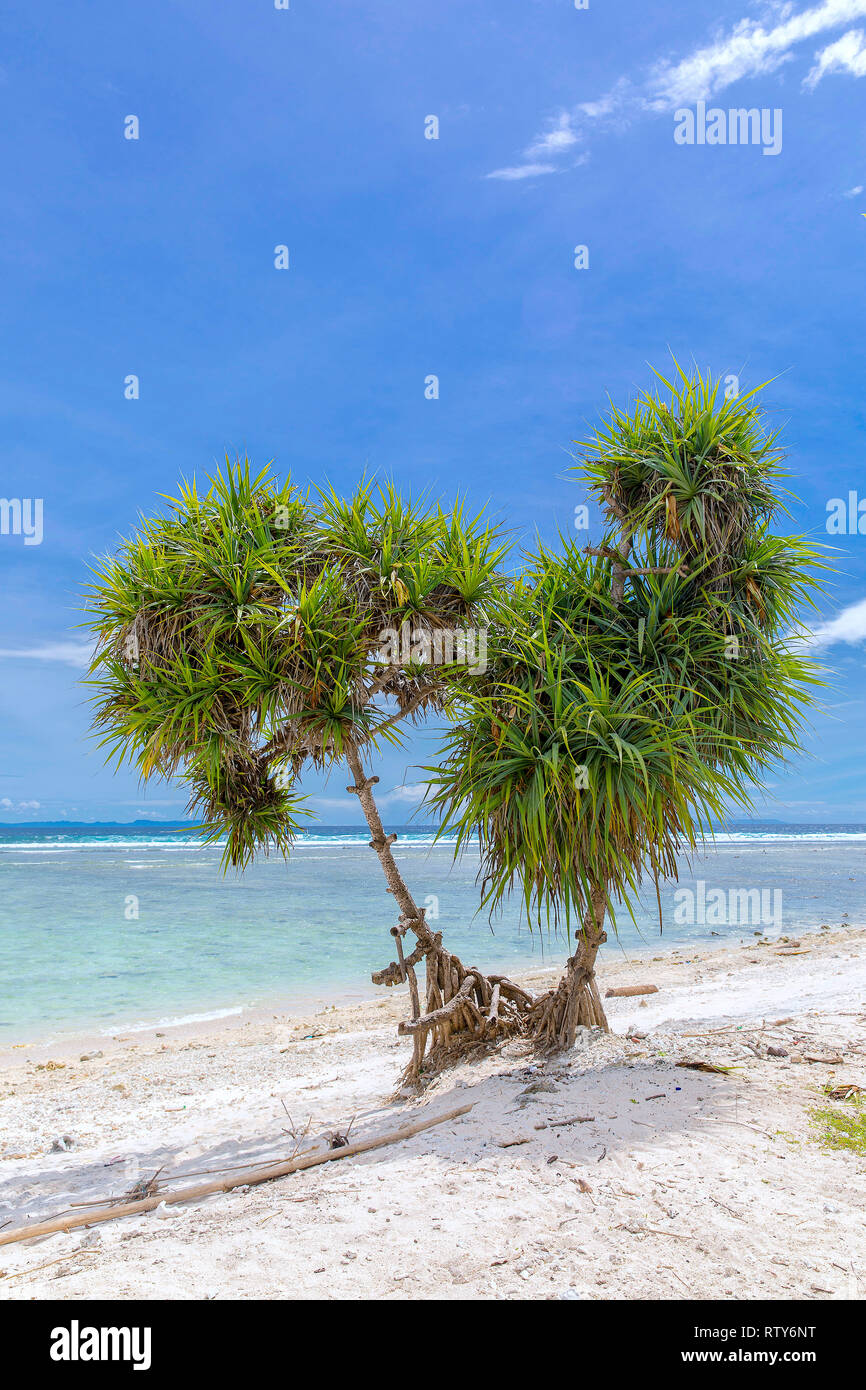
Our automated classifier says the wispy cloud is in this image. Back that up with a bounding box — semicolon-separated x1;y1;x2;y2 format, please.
488;0;866;179
525;113;581;158
0;641;92;668
805;26;866;86
647;0;866;106
809;596;866;647
310;783;430;814
381;782;430;805
486;161;559;182
487;114;585;180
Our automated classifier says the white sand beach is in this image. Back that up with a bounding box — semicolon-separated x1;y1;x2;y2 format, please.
1;926;864;1301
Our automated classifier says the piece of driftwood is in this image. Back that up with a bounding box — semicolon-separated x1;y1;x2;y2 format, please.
0;1103;474;1249
605;984;659;998
676;1060;736;1075
824;1083;862;1100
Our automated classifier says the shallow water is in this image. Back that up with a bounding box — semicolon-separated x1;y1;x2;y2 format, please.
0;824;863;1041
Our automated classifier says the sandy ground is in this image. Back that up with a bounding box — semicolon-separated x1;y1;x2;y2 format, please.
1;926;865;1301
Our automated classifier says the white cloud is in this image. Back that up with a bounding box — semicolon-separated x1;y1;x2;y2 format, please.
490;1;866;178
843;183;864;194
486;162;558;181
809;596;866;646
0;641;92;668
381;782;430;804
805;26;866;85
525;113;580;157
0;798;40;811
310;796;357;814
488;112;585;180
577;80;633;120
647;0;866;106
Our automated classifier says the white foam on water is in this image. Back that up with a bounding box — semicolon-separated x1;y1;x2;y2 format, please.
100;1005;246;1036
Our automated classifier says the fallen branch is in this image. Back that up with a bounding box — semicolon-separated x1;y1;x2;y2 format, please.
0;1103;474;1248
1;1249;99;1281
605;984;659;998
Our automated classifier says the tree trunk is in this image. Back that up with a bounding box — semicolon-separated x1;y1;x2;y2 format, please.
345;743;533;1079
529;885;610;1051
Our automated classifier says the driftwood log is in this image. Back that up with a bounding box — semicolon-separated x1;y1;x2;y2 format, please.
0;1103;474;1248
605;984;660;998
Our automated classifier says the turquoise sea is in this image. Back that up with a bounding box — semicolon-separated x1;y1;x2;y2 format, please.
0;823;863;1043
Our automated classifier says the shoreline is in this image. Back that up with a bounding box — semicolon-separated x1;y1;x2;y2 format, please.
1;917;857;1063
0;924;864;1299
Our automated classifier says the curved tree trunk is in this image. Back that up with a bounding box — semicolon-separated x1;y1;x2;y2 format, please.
345;743;533;1079
529;885;610;1051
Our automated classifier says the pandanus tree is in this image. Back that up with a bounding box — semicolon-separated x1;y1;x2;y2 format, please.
425;366;824;1049
84;461;535;1078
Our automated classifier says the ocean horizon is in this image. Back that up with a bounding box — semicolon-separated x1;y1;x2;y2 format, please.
0;822;863;1045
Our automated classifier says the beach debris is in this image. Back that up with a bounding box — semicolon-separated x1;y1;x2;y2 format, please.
676;1060;735;1075
767;1046;789;1058
498;1137;530;1148
35;1061;65;1071
49;1135;75;1153
78;1051;103;1062
605;984;659;998
152;1202;182;1220
804;1054;844;1066
0;1248;99;1282
280;1104;313;1159
823;1084;861;1100
626;1028;648;1040
125;1169;163;1201
0;1102;475;1248
326;1117;356;1150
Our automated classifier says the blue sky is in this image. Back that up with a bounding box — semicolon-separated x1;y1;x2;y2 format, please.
1;0;865;825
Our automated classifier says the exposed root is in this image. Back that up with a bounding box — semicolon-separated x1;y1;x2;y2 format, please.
529;953;609;1053
374;929;535;1081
